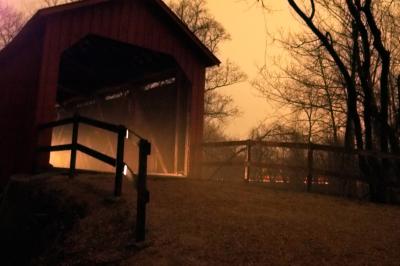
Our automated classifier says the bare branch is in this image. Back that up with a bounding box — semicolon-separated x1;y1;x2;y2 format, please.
0;3;25;49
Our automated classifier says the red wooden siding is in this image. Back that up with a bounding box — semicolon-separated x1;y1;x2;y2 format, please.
0;0;218;185
0;21;46;187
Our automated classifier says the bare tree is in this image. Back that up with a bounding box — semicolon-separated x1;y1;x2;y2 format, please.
205;59;246;122
256;0;400;202
253;47;347;144
0;3;24;49
170;0;247;127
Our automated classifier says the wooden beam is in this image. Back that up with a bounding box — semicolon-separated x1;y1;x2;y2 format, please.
58;68;178;107
36;144;72;152
69;115;79;178
174;72;182;174
114;126;126;197
203;140;400;160
183;78;192;176
77;144;117;167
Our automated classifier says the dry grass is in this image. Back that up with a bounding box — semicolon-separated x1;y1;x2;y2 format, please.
36;174;400;265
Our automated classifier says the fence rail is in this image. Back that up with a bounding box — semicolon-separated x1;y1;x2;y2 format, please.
37;114;151;243
202;140;400;191
37;114;127;196
203;140;400;159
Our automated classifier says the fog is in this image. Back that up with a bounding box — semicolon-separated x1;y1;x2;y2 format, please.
50;81;187;175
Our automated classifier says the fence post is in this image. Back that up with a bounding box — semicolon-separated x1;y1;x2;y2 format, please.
114;126;126;197
307;143;314;192
244;140;252;182
69;114;79;178
136;139;151;243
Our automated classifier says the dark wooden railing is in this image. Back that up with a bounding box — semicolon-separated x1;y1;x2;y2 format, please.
37;114;151;242
202;140;400;191
37;114;128;196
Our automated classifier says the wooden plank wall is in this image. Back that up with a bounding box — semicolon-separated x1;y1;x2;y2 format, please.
0;23;45;187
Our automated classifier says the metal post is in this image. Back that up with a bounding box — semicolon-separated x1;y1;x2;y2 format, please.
307;144;314;192
114;126;126;197
244;140;252;182
136;139;151;243
69;114;79;178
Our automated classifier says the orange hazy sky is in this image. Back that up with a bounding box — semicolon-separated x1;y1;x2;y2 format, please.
9;0;302;139
205;0;301;138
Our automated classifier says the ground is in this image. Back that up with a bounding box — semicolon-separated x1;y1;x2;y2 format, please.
2;173;400;265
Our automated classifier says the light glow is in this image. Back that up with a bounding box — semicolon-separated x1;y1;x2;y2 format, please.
123;164;128;176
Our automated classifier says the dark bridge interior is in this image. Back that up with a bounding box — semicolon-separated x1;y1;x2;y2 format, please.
57;34;178;105
51;35;188;176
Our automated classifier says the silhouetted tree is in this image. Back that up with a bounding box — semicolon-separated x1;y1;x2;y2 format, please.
253;42;347;144
257;0;400;202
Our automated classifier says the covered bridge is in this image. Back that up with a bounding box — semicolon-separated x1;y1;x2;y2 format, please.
0;0;219;187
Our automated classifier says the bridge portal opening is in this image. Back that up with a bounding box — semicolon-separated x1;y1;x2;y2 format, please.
50;35;189;176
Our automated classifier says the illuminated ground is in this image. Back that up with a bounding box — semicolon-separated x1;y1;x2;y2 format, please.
25;174;400;265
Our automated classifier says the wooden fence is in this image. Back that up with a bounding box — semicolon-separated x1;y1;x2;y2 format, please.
202;140;400;192
37;114;151;242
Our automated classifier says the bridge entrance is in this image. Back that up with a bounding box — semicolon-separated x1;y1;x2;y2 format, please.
50;35;189;176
